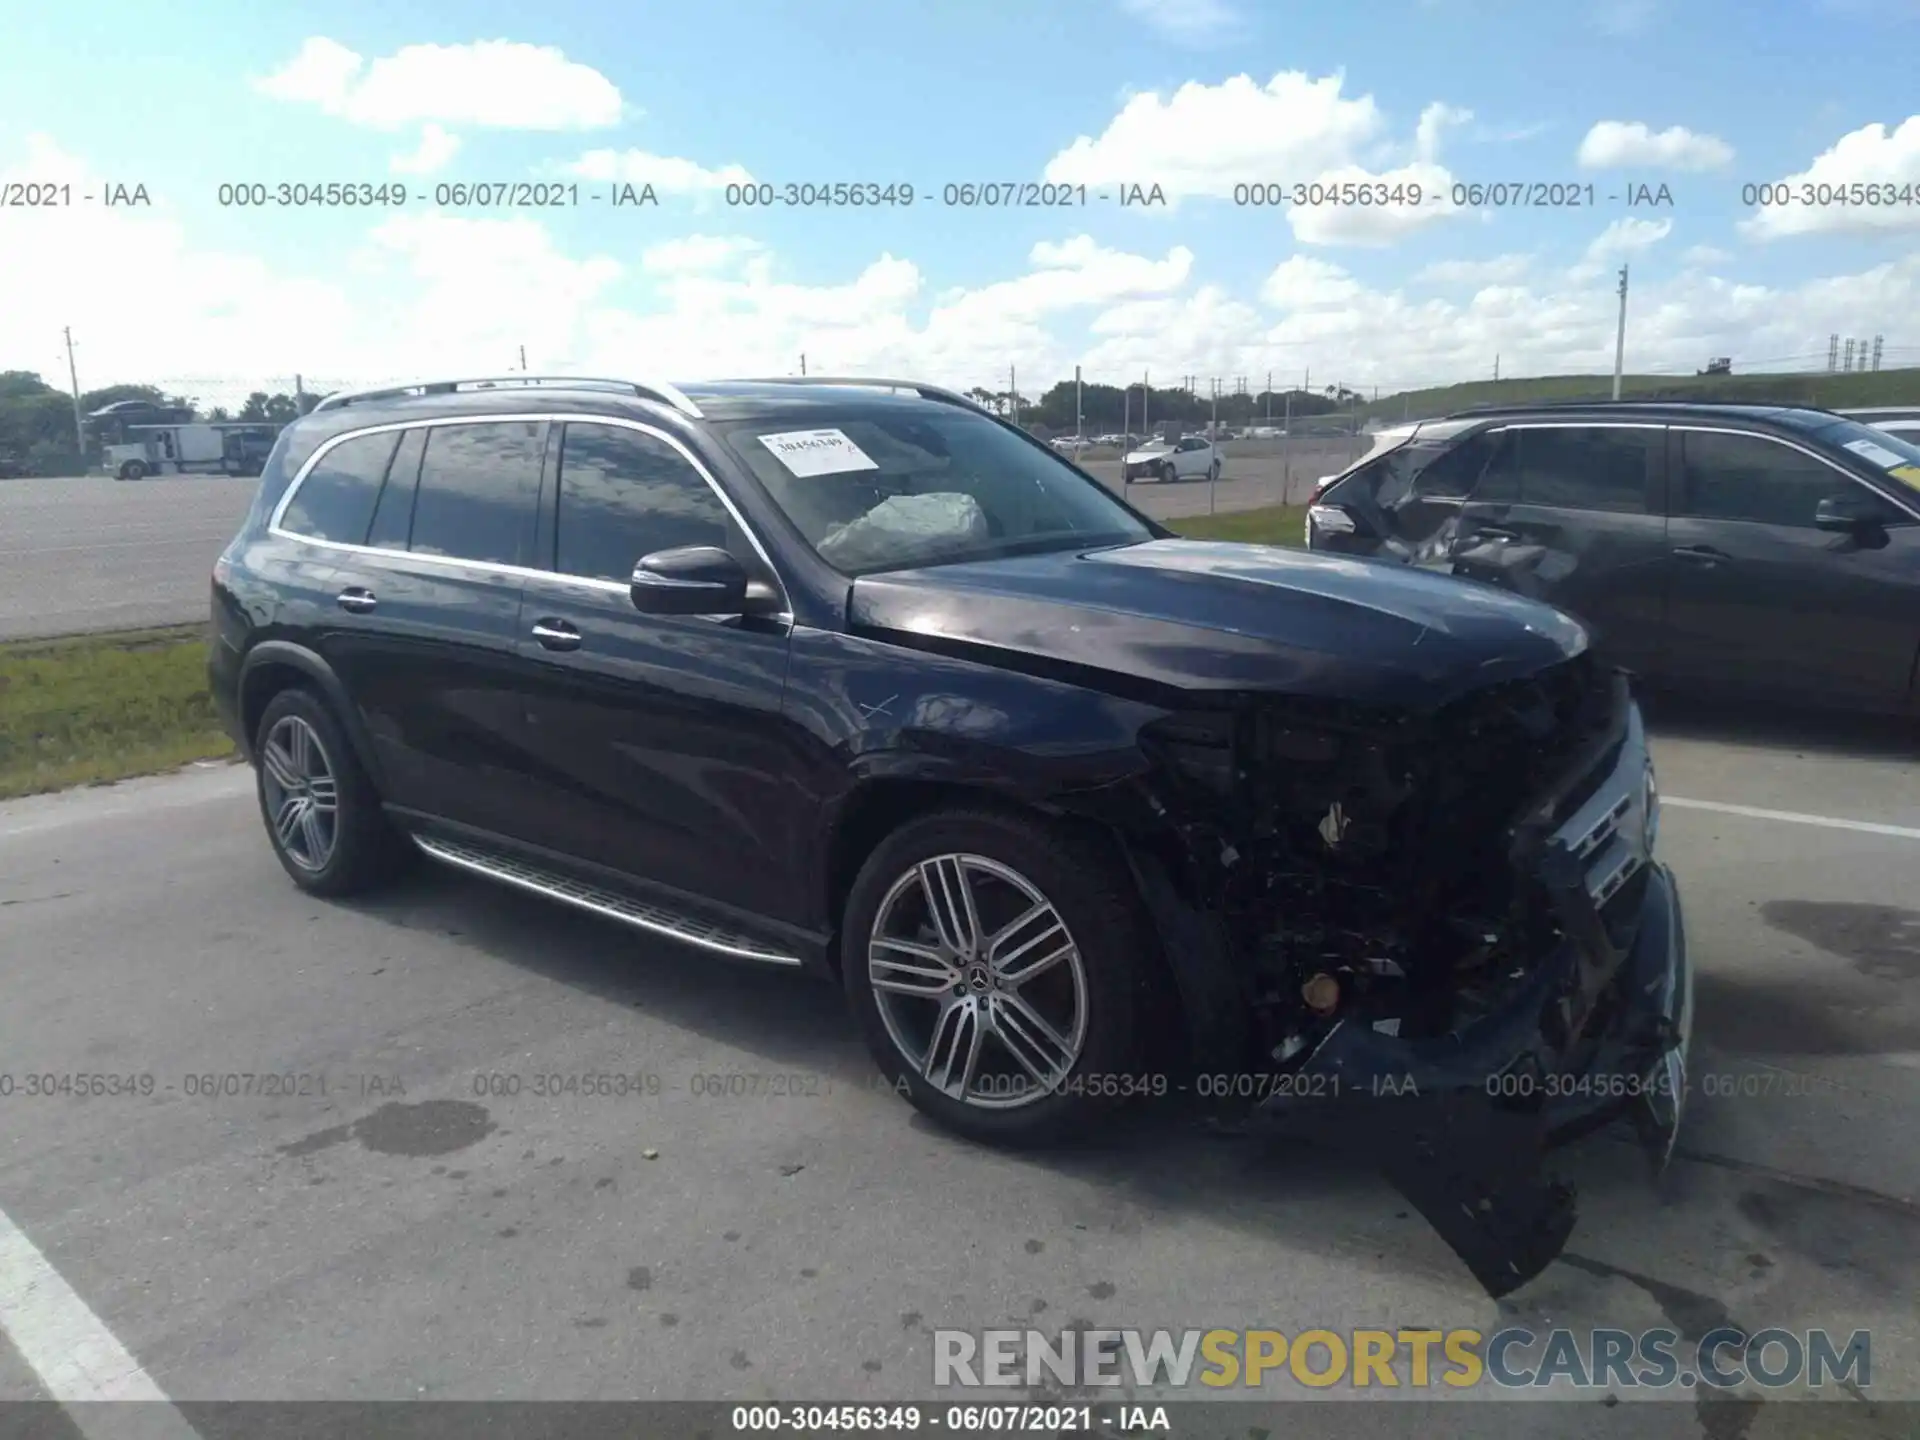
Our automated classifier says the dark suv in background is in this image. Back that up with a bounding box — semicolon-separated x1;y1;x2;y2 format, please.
210;374;1688;1295
1307;403;1920;714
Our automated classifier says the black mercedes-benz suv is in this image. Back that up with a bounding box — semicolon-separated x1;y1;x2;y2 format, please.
209;374;1689;1296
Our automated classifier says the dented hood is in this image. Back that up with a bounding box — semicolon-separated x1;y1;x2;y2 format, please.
848;539;1588;709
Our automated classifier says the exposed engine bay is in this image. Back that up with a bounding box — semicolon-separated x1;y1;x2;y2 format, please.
1137;649;1623;1074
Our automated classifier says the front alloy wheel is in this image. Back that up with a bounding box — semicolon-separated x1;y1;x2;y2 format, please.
868;854;1089;1108
843;808;1147;1143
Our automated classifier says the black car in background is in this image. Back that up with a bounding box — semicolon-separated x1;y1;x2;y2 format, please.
1307;403;1920;714
209;374;1687;1295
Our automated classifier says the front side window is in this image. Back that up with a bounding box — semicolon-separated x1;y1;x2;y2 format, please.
556;423;731;582
280;431;402;544
719;404;1154;575
408;422;543;565
1675;431;1892;527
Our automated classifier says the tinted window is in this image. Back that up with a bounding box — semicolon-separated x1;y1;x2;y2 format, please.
409;422;542;565
279;432;401;543
1409;433;1496;499
556;424;731;581
365;427;426;550
1490;426;1656;513
1675;431;1872;527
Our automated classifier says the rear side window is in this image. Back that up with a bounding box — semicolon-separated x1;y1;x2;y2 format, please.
1479;426;1657;513
279;432;402;543
1674;431;1881;527
409;421;543;565
365;427;427;550
556;423;731;582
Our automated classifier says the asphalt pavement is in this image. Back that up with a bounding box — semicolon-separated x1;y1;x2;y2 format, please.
2;704;1918;1431
0;439;1361;642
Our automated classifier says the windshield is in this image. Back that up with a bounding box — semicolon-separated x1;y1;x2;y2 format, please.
718;405;1156;575
1809;418;1920;489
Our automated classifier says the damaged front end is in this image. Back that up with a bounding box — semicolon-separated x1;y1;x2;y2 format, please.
1129;652;1690;1297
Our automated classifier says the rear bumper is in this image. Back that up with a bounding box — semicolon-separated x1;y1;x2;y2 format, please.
1253;685;1689;1297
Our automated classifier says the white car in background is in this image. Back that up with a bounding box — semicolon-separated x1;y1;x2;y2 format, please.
1844;407;1920;444
1121;435;1221;483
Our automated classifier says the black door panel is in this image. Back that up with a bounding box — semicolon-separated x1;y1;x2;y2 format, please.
1445;425;1670;679
510;421;807;925
1661;428;1920;707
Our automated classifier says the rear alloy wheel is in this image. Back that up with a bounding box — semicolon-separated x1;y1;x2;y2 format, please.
253;688;406;897
1158;462;1176;484
843;810;1146;1143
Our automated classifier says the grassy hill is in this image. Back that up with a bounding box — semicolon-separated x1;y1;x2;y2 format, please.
1359;367;1920;424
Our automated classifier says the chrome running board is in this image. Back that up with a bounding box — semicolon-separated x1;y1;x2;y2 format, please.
412;834;803;967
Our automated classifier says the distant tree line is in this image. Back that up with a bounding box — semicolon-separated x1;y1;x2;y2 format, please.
966;380;1363;432
0;372;312;472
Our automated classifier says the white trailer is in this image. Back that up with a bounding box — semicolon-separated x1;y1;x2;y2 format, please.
105;423;259;480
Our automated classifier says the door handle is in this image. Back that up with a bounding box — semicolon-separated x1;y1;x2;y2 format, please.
335;587;377;613
530;620;582;652
1469;527;1517;543
1671;544;1729;563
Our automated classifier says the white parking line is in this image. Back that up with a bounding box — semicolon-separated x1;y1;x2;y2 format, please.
1665;796;1920;841
0;1206;201;1438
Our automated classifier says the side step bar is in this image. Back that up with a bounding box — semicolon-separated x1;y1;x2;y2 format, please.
412;834;803;967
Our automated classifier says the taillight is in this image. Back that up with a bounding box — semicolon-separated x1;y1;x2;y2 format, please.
212;555;231;587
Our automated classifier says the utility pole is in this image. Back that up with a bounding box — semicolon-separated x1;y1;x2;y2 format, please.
1074;364;1082;440
63;327;85;458
1873;335;1884;372
294;372;306;414
1611;264;1629;401
1494;354;1500;381
1142;370;1150;436
1121;386;1131;452
800;353;807;376
1265;369;1272;426
518;345;527;372
1009;365;1017;426
1210;377;1218;434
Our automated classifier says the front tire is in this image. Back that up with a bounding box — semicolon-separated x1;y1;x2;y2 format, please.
118;461;146;481
253;688;405;897
1158;462;1176;484
1208;459;1221;483
842;808;1147;1144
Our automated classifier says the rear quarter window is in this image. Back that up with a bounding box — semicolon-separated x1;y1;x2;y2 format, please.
278;431;403;544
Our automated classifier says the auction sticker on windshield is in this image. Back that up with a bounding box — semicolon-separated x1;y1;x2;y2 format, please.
759;428;880;477
1888;465;1920;490
1843;437;1909;470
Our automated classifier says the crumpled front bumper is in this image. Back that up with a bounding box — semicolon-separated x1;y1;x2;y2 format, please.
1254;683;1691;1297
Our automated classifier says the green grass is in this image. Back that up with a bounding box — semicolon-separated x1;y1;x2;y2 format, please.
1359;366;1920;424
0;625;236;799
1167;504;1308;547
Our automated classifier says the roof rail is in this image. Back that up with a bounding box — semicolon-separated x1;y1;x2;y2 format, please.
310;375;703;419
734;376;988;412
1449;396;1845;418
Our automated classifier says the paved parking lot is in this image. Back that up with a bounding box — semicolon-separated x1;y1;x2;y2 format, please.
2;702;1917;1433
0;438;1362;641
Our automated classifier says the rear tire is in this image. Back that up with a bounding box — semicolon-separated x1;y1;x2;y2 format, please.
118;461;146;481
1209;459;1222;483
842;807;1148;1145
1158;462;1175;484
253;688;408;897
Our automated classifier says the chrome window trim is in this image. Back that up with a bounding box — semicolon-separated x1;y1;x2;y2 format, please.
1669;424;1920;524
268;412;795;618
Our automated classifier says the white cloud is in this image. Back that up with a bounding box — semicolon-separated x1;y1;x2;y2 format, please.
11;133;1918;406
1045;77;1471;246
1739;116;1920;237
390;124;461;176
1118;0;1241;44
1577;120;1734;171
566;148;754;193
1043;71;1384;199
1415;253;1534;285
1261;256;1363;308
1569;216;1673;280
1683;244;1733;267
641;235;767;274
252;38;623;130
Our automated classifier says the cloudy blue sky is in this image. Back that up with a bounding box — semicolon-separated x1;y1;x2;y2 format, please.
3;0;1917;407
